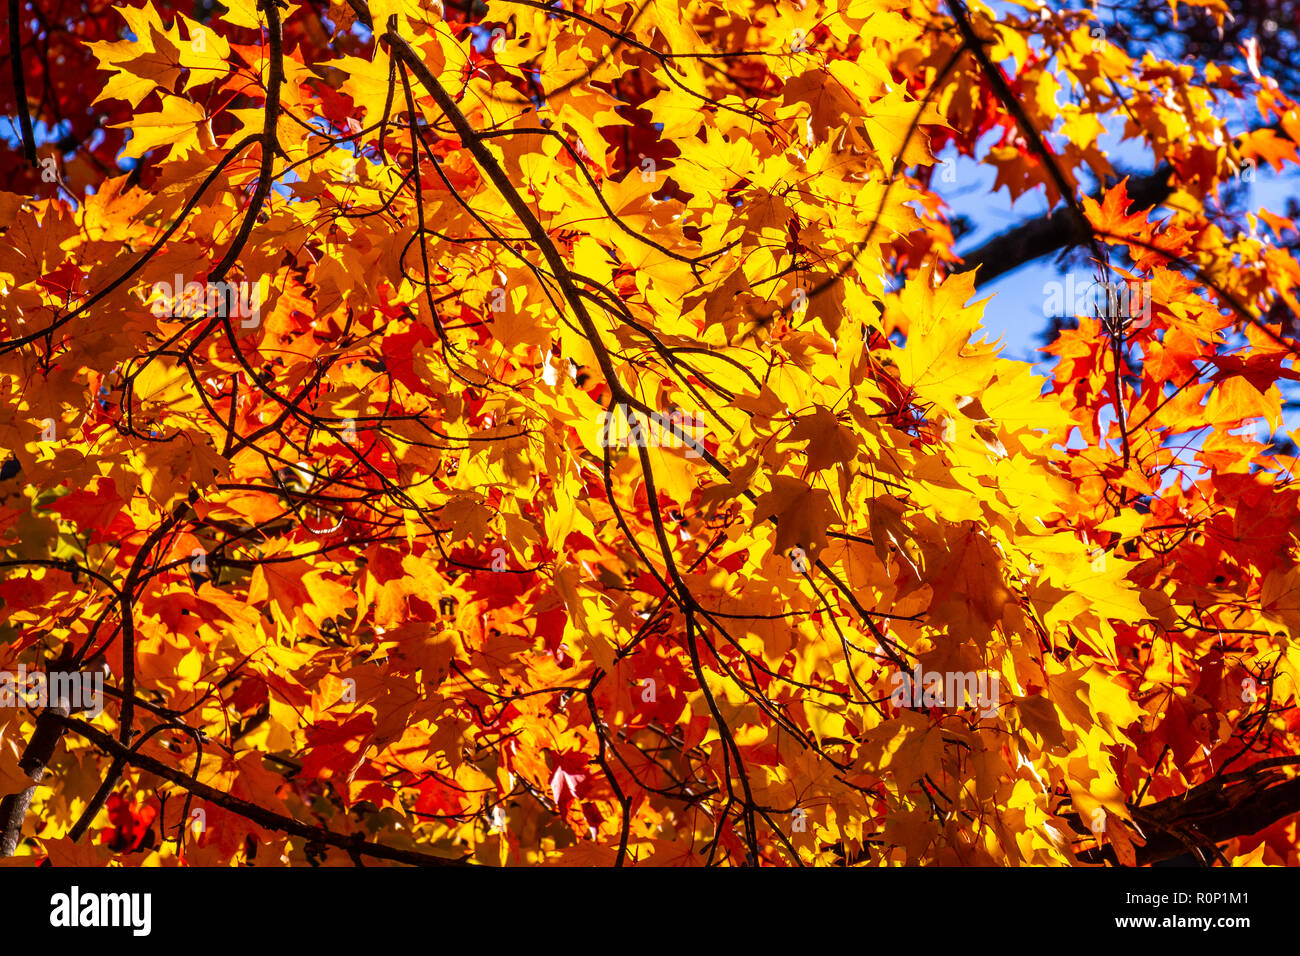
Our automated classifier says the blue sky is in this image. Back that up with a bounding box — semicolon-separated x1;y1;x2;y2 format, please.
942;131;1300;363
937;11;1300;380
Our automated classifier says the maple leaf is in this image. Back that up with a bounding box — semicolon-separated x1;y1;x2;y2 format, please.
114;97;211;160
1082;178;1155;241
549;752;593;817
753;476;835;559
785;406;860;472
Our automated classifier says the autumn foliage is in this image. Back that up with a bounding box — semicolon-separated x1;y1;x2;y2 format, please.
2;0;1300;867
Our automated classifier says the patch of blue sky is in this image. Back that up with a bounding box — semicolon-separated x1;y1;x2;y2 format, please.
927;15;1300;472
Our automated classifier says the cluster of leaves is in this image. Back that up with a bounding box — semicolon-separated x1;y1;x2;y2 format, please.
1111;0;1300;101
1;0;1299;866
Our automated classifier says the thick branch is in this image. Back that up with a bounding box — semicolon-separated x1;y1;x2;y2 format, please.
1075;763;1300;866
60;716;472;867
952;117;1293;287
952;164;1174;286
0;704;69;856
8;0;37;164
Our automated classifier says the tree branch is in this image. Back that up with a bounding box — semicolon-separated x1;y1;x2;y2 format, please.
8;0;37;164
952;164;1174;286
59;716;473;867
1074;762;1300;866
0;703;69;856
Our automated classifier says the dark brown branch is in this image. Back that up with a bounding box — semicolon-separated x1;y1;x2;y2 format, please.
948;0;1097;253
952;164;1174;286
9;0;37;164
0;703;68;855
1074;761;1300;866
59;716;473;867
951;117;1294;287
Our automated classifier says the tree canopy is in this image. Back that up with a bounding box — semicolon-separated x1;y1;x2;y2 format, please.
2;0;1300;867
